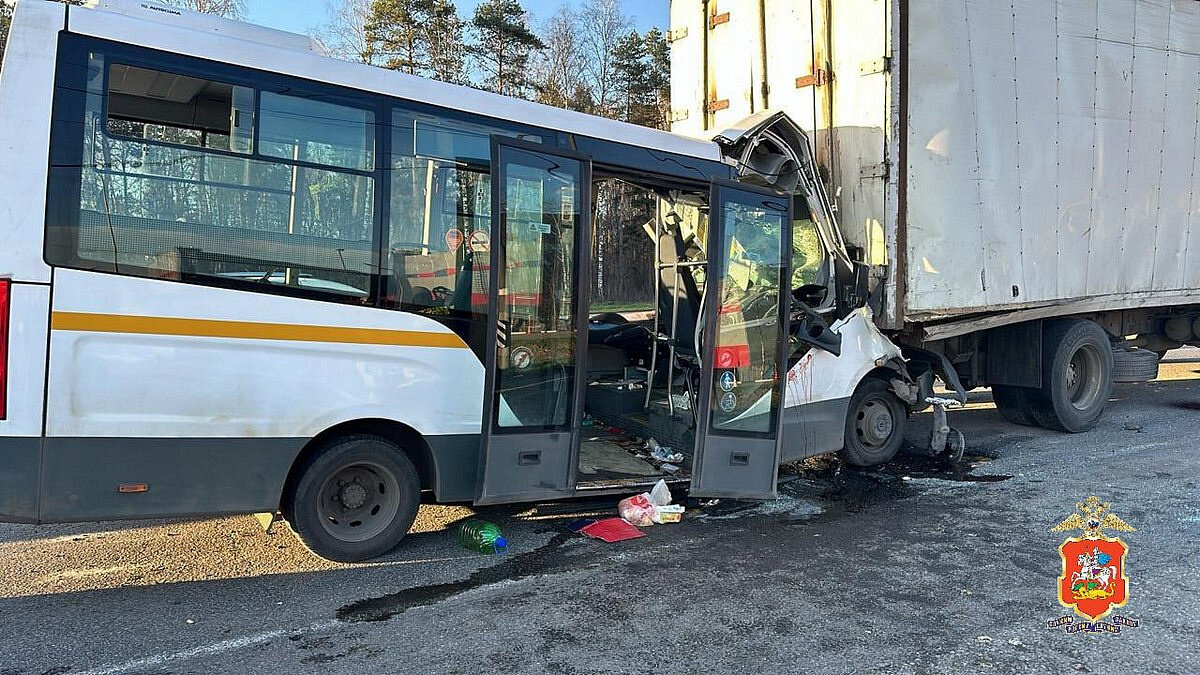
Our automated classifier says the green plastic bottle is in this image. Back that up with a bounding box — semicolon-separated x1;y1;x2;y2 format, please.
457;519;509;554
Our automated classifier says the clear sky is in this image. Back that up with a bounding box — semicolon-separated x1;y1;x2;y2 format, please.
246;0;669;38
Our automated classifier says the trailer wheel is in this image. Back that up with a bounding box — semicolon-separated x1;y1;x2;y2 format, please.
286;434;420;562
991;385;1039;426
840;378;907;467
1029;320;1114;433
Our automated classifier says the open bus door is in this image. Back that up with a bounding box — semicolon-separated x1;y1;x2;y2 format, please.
475;139;593;505
690;181;792;498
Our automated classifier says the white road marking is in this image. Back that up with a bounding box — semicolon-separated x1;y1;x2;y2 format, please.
73;619;342;675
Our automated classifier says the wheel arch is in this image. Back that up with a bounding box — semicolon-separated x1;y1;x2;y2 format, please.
281;418;436;511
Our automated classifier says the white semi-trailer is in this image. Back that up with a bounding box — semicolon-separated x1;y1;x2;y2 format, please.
671;0;1200;431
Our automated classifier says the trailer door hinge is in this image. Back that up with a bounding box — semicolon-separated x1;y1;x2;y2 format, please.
707;98;730;113
860;161;890;180
795;69;829;89
667;26;688;42
709;11;731;29
860;56;892;76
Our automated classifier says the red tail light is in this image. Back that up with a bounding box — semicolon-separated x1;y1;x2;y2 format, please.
0;279;9;420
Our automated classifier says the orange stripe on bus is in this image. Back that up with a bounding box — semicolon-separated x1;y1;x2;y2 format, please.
50;312;468;349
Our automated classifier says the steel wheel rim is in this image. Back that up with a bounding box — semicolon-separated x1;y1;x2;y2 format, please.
1065;343;1104;412
854;395;895;449
317;461;401;543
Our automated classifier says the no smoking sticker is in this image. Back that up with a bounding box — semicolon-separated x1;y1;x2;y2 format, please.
469;230;491;253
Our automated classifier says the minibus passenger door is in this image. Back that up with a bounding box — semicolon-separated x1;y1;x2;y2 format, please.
690;181;792;499
475;139;592;505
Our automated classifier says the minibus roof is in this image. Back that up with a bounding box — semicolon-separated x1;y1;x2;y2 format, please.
72;0;726;164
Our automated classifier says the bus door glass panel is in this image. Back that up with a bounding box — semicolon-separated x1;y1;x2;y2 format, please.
476;140;591;505
690;182;791;499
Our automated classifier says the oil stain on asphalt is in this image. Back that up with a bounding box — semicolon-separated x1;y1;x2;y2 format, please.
337;451;1010;625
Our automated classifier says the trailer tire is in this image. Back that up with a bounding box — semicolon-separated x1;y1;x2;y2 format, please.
991;385;1039;426
286;434;421;562
1029;320;1114;433
840;378;907;467
1112;347;1159;383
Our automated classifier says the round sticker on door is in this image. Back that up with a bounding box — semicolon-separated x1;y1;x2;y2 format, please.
719;391;737;413
469;229;491;253
719;370;736;392
444;228;464;253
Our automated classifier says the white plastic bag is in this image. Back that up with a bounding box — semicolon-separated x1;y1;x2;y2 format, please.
649;479;673;506
618;493;657;527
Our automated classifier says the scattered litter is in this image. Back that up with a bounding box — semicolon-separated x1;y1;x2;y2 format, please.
646;438;684;463
660;463;681;475
976;635;993;643
649;479;672;506
1122;423;1144;433
616;480;686;526
185;619;194;624
655;505;685;523
456;519;508;554
618;493;658;526
580;518;645;542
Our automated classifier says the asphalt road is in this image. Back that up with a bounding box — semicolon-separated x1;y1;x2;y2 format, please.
1;356;1197;674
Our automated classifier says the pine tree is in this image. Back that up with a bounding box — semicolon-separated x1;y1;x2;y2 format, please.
610;30;649;124
643;27;670;129
425;0;464;84
468;0;544;97
366;0;427;74
366;0;462;82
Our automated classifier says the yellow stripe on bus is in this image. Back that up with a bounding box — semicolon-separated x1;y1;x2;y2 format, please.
50;312;468;349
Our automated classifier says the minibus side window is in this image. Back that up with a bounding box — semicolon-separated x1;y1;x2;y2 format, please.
49;55;377;302
382;108;541;318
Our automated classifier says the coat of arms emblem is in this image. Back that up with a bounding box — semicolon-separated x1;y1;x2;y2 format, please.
1051;496;1135;621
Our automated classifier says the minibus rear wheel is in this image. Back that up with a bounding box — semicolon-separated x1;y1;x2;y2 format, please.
286;434;421;562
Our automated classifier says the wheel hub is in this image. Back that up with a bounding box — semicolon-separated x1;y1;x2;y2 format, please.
1065;345;1102;411
339;482;369;510
856;399;894;447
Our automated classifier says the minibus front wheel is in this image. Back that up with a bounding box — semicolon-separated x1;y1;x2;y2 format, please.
286;434;421;562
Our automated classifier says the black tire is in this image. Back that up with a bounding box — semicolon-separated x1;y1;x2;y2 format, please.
991;385;1039;426
1029;320;1114;433
286;434;420;562
1112;347;1160;383
840;378;907;467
